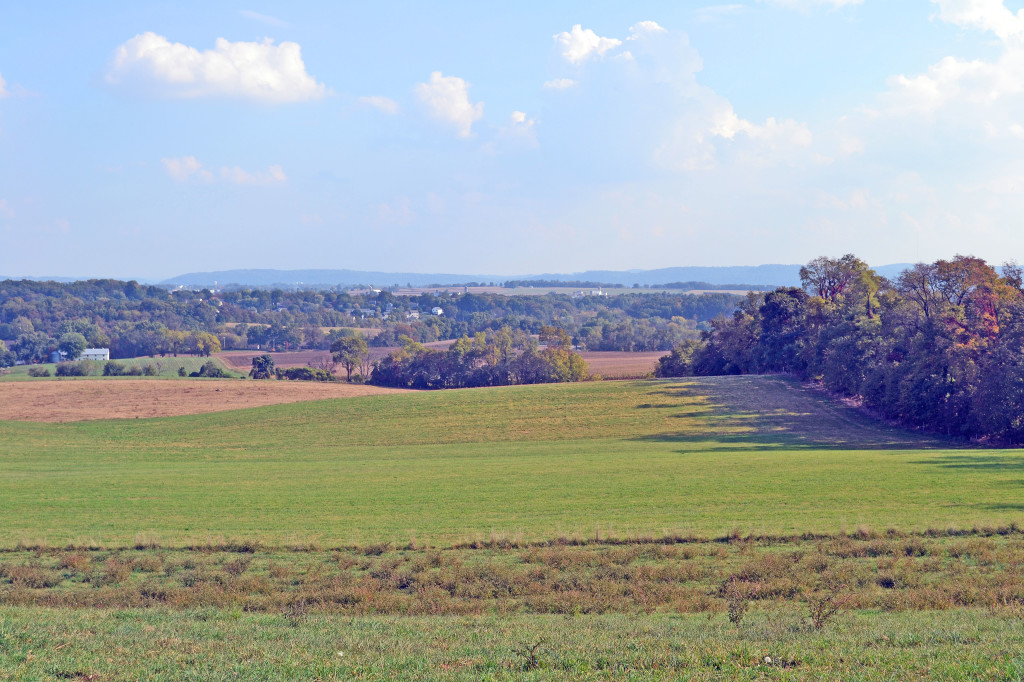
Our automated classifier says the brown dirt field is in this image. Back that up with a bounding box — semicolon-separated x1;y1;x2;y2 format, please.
0;379;407;423
218;347;665;378
217;341;457;372
578;351;667;378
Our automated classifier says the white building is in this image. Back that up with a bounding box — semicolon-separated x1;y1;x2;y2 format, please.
80;348;110;362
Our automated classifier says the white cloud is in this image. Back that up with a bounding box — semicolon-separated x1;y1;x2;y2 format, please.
358;95;398;114
0;199;13;219
162;156;286;185
106;32;326;102
414;71;483;137
162;156;212;182
934;0;1024;42
543;78;577;90
878;2;1024;120
554;25;623;64
628;21;667;39
0;73;7;99
238;10;288;28
220;164;286;185
711;109;814;148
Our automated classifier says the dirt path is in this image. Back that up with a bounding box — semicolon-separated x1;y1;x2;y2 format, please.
0;379;407;422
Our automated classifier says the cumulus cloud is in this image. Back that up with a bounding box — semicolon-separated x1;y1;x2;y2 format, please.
628;21;667;39
554;25;623;64
415;71;483;137
358;95;398;114
879;1;1024;122
162;156;286;185
711;109;814;148
935;0;1024;42
106;32;326;102
543;78;577;90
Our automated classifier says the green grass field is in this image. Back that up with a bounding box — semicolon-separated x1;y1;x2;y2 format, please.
0;376;1018;548
0;355;240;382
4;376;1024;679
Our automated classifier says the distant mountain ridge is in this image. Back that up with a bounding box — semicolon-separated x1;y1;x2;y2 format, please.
160;264;914;289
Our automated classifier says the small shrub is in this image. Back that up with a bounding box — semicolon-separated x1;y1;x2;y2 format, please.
224;557;252;577
103;361;124;376
190;361;227;378
125;365;143;376
56;361;93;377
27;367;50;377
177;366;187;377
514;641;545;671
142;363;158;376
724;576;749;625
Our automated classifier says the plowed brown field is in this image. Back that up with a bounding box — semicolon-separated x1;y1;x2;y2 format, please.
217;348;666;378
0;379;407;422
579;351;666;378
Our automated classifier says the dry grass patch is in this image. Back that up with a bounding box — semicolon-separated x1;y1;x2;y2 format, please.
0;379;408;422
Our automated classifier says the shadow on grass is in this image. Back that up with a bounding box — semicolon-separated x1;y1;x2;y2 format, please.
911;455;1024;470
636;376;957;452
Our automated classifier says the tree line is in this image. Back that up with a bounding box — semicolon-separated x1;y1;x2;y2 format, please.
0;279;739;363
657;254;1024;442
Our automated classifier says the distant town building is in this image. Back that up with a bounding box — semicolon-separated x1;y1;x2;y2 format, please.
431;307;444;316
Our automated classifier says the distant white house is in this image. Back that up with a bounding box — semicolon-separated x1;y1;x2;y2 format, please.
81;348;110;361
406;311;420;320
431;307;444;316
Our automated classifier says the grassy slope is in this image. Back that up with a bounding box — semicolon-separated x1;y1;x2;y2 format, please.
1;376;1020;547
0;355;240;382
2;608;1022;681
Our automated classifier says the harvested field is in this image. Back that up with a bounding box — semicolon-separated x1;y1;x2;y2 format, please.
0;379;406;422
578;350;666;377
219;347;665;378
216;341;457;372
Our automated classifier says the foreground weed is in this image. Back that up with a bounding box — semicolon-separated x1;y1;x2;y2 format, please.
514;640;546;671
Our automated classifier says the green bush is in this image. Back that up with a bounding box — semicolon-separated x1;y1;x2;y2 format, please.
56;361;94;377
275;367;335;382
103;361;124;376
190;361;227;378
27;367;51;377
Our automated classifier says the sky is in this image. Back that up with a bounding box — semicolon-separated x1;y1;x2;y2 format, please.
2;0;1024;280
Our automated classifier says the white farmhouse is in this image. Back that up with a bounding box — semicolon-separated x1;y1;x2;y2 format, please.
80;348;110;362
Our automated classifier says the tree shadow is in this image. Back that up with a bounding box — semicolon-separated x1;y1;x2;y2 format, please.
910;455;1024;471
636;377;958;452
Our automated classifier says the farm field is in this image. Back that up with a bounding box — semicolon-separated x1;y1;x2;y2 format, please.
0;355;240;382
388;285;754;297
4;375;1024;679
581;350;665;378
216;347;665;378
0;379;406;422
0;375;1006;548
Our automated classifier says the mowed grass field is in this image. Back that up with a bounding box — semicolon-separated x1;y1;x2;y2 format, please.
5;376;1024;680
0;375;1017;548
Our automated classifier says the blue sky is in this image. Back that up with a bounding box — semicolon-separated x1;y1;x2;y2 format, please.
2;0;1024;279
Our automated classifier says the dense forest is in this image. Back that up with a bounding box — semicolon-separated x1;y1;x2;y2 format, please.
657;255;1024;442
0;279;737;363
